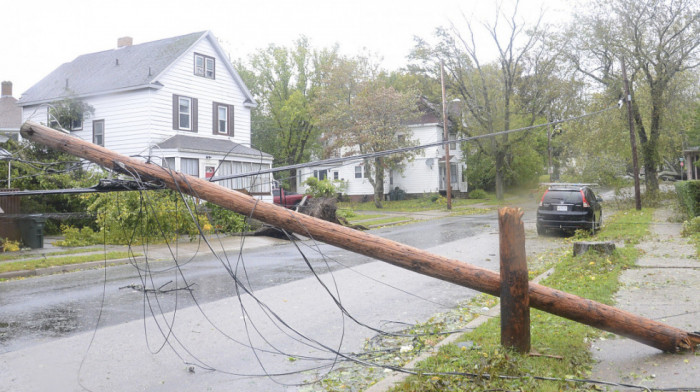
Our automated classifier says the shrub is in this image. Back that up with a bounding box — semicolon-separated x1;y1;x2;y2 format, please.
681;216;700;237
675;180;700;218
468;189;488;199
54;225;102;247
83;190;210;245
204;202;248;233
303;176;346;198
1;238;20;252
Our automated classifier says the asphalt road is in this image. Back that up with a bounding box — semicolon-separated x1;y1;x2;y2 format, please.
1;210;522;391
0;212;499;354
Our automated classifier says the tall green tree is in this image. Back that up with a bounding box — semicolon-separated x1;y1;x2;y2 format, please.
236;37;338;191
565;0;700;194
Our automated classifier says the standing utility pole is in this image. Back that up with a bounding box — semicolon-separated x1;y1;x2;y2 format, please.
620;58;642;211
440;60;452;210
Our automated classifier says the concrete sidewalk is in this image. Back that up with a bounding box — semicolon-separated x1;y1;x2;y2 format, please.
589;208;700;391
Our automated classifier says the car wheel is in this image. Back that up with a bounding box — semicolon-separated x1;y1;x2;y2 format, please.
537;224;545;236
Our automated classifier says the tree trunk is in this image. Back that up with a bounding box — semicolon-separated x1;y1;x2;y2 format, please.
373;157;384;208
288;168;298;192
495;147;505;200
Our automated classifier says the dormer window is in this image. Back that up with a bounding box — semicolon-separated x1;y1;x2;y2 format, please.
194;53;215;79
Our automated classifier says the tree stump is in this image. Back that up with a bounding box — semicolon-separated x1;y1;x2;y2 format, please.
573;241;616;257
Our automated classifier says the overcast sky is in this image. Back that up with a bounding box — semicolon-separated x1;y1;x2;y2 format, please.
1;0;572;98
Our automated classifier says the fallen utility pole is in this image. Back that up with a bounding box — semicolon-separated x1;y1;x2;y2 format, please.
20;121;700;353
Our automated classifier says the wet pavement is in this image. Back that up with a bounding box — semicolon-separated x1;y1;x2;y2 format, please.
0;210;514;391
589;208;700;391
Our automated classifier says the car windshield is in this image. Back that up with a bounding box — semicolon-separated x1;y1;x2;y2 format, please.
543;190;582;204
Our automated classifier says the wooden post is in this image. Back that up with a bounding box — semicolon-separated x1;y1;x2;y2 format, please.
499;207;530;353
19;121;700;353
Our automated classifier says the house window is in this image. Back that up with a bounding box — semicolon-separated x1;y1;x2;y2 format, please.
354;165;363;179
163;157;176;170
213;102;234;136
313;170;327;180
179;97;191;129
71;117;83;131
194;53;215;79
333;171;339;180
172;94;198;132
181;158;199;177
92;120;104;146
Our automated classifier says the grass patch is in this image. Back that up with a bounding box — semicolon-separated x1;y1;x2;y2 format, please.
339;195;497;212
346;214;386;222
363;216;413;226
0;251;136;274
572;208;653;245
0;247;102;262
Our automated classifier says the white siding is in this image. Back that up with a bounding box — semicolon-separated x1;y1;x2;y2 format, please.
153;37;251;147
20;34;265;188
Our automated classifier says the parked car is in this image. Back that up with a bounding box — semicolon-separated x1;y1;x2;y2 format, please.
272;188;310;209
536;185;602;235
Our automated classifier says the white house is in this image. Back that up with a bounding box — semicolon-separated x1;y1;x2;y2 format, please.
297;105;467;201
18;31;273;197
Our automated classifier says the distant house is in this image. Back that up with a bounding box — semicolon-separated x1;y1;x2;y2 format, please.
0;81;21;141
297;101;467;201
18;31;273;197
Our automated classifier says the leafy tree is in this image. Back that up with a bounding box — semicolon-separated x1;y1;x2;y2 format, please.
237;37;338;191
319;81;420;208
47;96;94;131
565;0;700;194
1;98;100;233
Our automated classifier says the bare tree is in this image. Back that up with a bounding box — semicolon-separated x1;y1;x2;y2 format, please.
566;0;700;193
411;0;554;199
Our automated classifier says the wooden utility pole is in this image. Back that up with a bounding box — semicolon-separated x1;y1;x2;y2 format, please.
621;58;642;211
440;60;452;210
499;207;530;353
20;121;700;353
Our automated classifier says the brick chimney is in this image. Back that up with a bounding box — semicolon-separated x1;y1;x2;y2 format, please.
117;36;133;48
1;81;11;97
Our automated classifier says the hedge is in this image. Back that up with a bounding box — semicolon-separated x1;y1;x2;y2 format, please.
675;180;700;218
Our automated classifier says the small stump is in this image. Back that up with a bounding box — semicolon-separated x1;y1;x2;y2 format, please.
573;241;616;257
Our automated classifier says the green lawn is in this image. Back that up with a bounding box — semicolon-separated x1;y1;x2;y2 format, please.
0;247;102;262
0;251;137;274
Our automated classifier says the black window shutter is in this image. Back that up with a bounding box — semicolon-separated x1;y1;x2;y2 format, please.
172;94;179;130
192;98;198;133
212;102;218;135
229;105;234;136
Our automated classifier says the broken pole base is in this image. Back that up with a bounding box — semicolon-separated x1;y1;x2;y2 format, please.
499;207;530;353
573;241;616;257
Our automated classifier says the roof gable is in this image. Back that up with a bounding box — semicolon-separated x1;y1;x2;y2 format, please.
19;31;256;107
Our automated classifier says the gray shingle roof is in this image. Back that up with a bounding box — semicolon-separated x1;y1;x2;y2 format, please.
156;134;272;159
19;32;208;104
